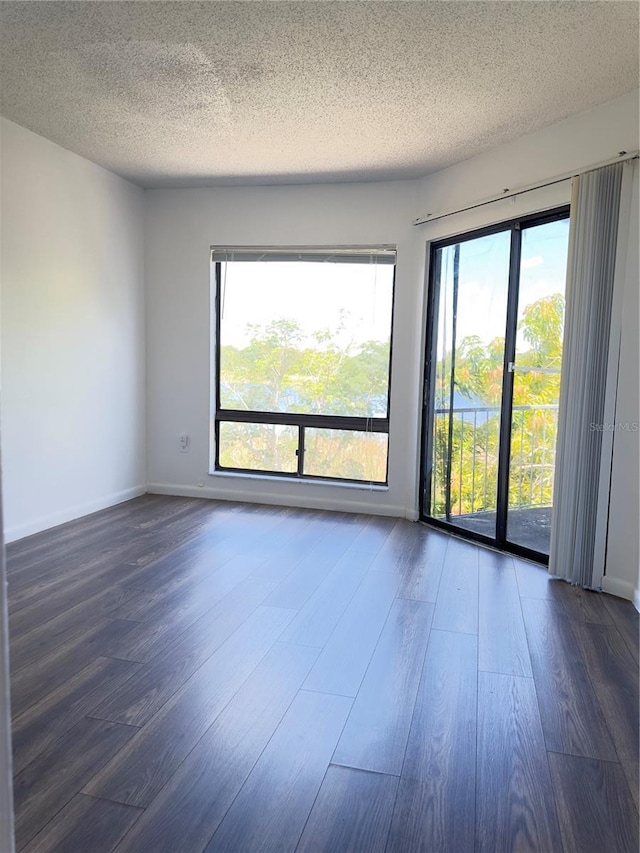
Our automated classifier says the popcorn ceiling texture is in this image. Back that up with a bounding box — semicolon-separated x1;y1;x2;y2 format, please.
0;1;637;187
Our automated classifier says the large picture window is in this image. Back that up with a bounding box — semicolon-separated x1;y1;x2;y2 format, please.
211;247;396;484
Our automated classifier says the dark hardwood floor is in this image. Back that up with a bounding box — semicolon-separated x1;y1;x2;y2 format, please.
7;495;639;852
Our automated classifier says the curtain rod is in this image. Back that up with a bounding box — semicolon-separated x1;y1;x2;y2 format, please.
413;150;639;226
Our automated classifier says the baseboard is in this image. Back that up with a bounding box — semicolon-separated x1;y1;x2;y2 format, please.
4;485;147;543
147;482;410;520
601;574;640;611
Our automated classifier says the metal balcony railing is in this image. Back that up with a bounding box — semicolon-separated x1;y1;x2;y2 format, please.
432;403;559;517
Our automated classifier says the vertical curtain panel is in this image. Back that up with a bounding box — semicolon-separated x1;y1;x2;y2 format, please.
549;162;624;587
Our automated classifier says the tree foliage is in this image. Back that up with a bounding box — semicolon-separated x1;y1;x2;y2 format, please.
218;316;390;478
217;293;564;499
431;293;564;519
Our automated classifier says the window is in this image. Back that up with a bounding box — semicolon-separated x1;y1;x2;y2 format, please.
211;247;396;484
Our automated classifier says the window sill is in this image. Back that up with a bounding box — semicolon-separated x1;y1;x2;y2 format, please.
208;470;389;492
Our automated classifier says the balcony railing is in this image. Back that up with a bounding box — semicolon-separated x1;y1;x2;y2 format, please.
431;403;559;518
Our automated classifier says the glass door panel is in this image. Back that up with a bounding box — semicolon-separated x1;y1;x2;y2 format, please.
422;207;570;561
428;230;511;538
506;218;570;554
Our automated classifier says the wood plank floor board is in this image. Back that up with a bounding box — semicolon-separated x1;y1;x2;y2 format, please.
433;538;480;634
247;512;345;584
603;594;640;666
333;598;434;775
117;530;254;591
262;541;353;610
249;538;320;583
431;538;479;634
13;717;138;850
254;512;367;596
280;549;374;648
369;521;442;576
9;583;143;667
83;604;296;807
204;689;353;853
246;515;345;583
554;582;614;625
6;502;169;583
303;571;400;697
10;618;142;718
622;761;640;812
8;498;220;602
325;516;392;561
167;520;284;571
478;549;532;677
296;765;399;853
571;621;639;777
388;631;478;853
21;793;143;853
11;656;142;774
476;671;562;853
7;544;125;606
73;502;229;578
512;556;562;600
125;496;220;531
392;529;449;603
133;555;264;622
89;577;277;726
108;555;270;662
114;641;320;853
113;542;244;609
6;494;169;567
8;561;149;638
126;502;292;576
348;514;398;555
521;597;618;761
386;630;477;853
8;555;130;622
421;652;478;773
548;752;639;853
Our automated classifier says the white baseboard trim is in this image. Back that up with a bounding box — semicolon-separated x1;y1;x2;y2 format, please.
601;574;640;611
147;482;411;520
5;485;147;543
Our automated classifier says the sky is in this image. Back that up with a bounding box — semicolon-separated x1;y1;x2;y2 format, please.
438;217;570;351
217;260;395;350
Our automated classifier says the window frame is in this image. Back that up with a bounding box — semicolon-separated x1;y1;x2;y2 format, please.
211;248;397;485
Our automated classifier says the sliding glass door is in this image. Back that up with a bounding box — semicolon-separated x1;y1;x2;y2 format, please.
421;208;570;561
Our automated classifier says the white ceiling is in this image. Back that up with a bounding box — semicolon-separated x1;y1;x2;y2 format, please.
1;1;638;188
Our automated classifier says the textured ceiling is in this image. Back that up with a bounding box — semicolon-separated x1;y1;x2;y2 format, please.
0;1;638;187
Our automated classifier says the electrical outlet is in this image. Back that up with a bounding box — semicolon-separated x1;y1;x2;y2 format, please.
179;434;190;452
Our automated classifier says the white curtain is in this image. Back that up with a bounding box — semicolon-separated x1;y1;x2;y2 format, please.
549;161;629;587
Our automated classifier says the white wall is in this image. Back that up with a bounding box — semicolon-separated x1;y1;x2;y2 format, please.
415;90;640;236
145;181;422;518
0;119;146;541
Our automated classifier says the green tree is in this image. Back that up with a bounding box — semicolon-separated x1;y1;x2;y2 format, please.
218;314;391;477
431;293;564;518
